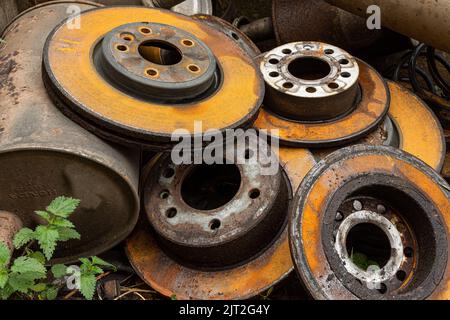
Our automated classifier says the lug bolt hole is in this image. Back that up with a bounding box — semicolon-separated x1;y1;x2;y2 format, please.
188;64;200;73
163;168;175;179
210;219;221;230
116;45;128;52
339;58;349;65
283;82;294;89
249;189;260;199
324;49;334;54
396;270;407;282
269;71;280;78
341;72;351;78
306;87;317;93
139;27;151;34
160;190;170;199
328;82;339;89
166;208;177;218
269;58;279;65
146;68;158;77
282;48;292;54
182;39;194;47
404;247;413;258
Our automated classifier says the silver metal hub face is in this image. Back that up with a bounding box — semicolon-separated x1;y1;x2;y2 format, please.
260;42;361;122
334;210;404;285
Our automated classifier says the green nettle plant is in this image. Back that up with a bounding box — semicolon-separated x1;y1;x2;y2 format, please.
0;196;115;300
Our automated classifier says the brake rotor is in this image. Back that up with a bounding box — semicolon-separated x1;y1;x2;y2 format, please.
126;142;316;300
314;81;445;171
253;42;389;148
290;145;450;300
43;7;264;149
192;14;261;58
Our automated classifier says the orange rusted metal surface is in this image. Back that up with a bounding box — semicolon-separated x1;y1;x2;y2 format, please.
313;82;445;171
126;148;316;300
290;145;450;299
43;7;264;148
387;81;445;171
254;59;389;147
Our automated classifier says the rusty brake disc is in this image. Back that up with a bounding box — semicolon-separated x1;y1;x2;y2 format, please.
42;7;264;149
254;42;389;147
126;141;316;300
314;81;446;171
192;14;261;59
290;145;450;300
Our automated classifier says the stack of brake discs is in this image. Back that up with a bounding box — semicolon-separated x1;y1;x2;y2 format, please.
0;0;449;300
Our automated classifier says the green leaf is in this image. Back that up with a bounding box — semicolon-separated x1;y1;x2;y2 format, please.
171;294;177;300
91;256;115;270
13;228;35;249
11;257;46;276
57;227;80;242
79;273;96;300
46;196;80;218
34;226;59;260
31;283;47;292
35;211;51;222
90;266;104;275
45;286;58;300
51;264;68;278
0;243;11;267
0;284;14;300
51;218;75;228
0;270;8;289
8;273;34;293
27;251;46;265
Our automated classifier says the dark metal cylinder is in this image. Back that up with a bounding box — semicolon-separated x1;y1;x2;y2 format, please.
326;0;450;53
0;0;18;34
0;1;140;264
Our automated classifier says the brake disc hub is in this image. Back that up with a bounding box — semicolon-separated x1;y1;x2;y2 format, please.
254;42;389;147
262;43;359;121
97;22;218;101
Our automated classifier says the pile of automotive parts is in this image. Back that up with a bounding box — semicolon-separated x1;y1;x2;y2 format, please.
0;0;449;300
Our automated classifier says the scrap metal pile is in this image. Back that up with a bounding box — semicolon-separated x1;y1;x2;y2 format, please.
0;0;449;300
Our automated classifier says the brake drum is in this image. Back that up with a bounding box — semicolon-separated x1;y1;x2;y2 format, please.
126;139;316;300
290;145;450;300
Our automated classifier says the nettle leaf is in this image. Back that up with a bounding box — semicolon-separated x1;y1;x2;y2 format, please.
0;284;14;300
27;251;46;265
35;211;51;222
79;273;96;300
52;218;75;228
0;243;11;267
51;264;68;278
57;227;80;242
35;226;59;260
90;266;104;275
45;286;59;300
46;196;80;218
8;272;35;293
31;283;47;292
91;256;115;270
11;257;46;276
13;228;35;249
0;270;9;289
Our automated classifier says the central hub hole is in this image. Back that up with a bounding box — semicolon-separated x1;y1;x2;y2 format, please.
181;164;241;211
345;223;391;270
288;57;331;80
138;40;182;65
